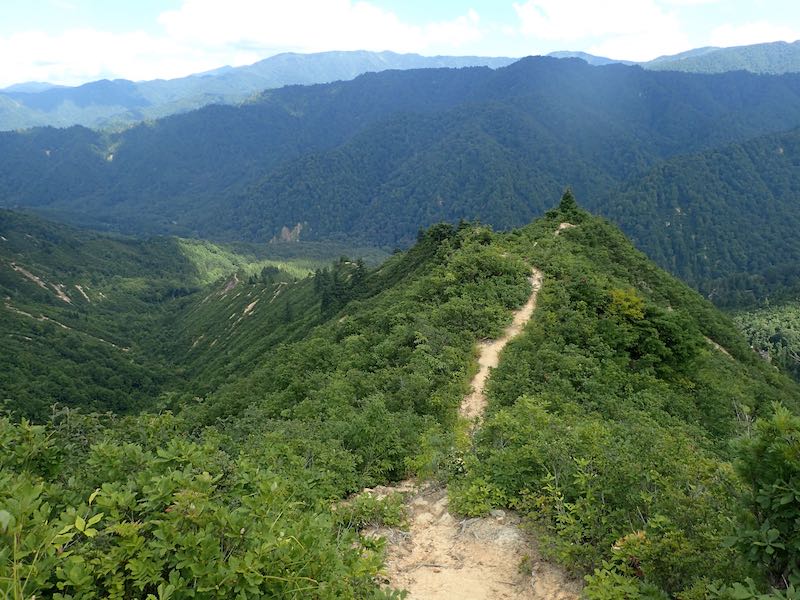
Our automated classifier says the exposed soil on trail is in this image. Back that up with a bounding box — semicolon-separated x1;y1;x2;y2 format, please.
365;267;582;599
366;482;580;600
460;269;543;423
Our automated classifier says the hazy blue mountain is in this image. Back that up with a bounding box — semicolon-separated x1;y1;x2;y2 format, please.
645;46;720;66
0;50;514;131
5;79;148;112
1;82;65;93
547;50;633;65
7;41;800;132
645;40;800;74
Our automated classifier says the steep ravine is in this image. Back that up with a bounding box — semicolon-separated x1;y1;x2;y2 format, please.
366;267;582;599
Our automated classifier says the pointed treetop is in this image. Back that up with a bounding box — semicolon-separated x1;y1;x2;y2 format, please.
559;187;578;213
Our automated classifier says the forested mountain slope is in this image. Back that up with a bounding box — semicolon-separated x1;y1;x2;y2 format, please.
5;58;800;305
646;40;800;74
0;210;197;417
452;197;800;597
2;198;799;598
0;210;536;599
735;300;800;382
606;126;800;306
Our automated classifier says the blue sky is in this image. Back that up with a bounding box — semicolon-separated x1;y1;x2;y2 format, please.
1;0;799;87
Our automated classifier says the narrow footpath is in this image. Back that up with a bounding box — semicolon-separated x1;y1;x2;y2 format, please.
366;268;582;599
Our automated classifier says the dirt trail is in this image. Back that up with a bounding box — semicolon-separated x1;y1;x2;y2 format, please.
368;267;581;599
460;269;543;422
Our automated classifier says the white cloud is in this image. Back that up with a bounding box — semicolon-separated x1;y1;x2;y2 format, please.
157;0;482;55
0;29;220;87
0;0;484;87
513;0;691;60
709;20;800;47
658;0;719;5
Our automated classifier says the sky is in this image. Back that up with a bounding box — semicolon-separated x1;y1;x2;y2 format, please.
1;0;799;88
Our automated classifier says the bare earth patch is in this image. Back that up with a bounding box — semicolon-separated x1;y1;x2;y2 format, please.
74;284;91;302
221;273;239;294
367;482;580;599
554;222;576;236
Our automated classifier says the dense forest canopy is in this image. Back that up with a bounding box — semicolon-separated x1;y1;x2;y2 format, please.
0;209;387;420
645;40;800;75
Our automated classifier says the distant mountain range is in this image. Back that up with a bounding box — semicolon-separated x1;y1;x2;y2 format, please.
3;41;800;132
545;51;635;66
554;40;800;75
0;50;514;131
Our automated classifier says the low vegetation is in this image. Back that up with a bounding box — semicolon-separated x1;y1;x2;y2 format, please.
2;198;799;598
447;195;800;598
1;218;531;598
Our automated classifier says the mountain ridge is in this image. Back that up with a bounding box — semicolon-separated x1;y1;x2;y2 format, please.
646;39;800;74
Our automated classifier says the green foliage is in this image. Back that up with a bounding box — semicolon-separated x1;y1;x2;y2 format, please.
733;404;800;589
450;205;800;597
646;41;800;75
706;579;800;599
0;220;534;598
0;418;396;599
448;475;507;517
404;422;469;482
608;287;646;320
4;202;800;597
735;301;800;381
333;492;408;531
0;210;386;420
176;239;311;284
558;188;580;219
609;127;800;307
